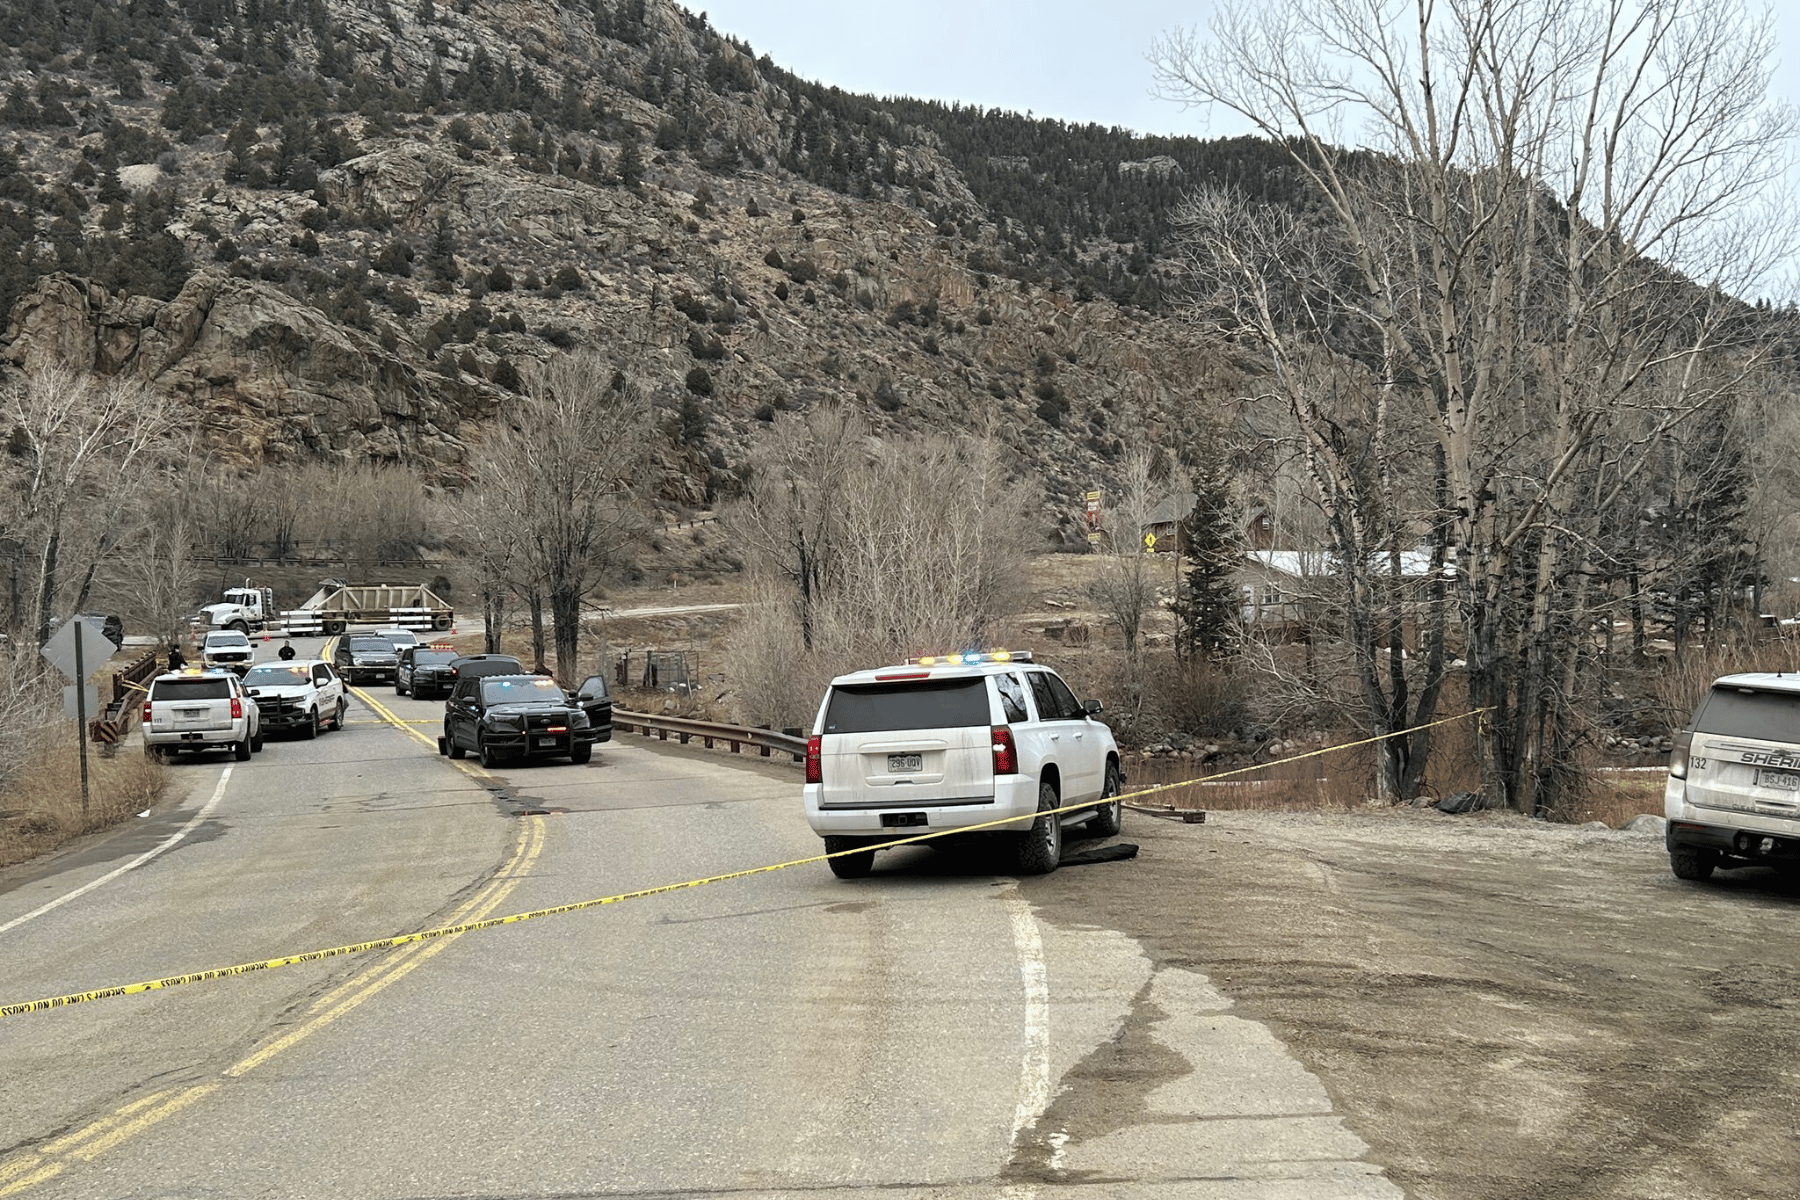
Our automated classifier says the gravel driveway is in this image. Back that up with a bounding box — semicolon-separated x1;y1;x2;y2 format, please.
1028;806;1800;1200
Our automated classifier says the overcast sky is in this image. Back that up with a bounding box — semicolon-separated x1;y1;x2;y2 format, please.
695;0;1800;296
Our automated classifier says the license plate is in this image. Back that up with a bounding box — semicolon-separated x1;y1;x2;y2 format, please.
887;753;922;773
537;736;559;747
1759;769;1800;790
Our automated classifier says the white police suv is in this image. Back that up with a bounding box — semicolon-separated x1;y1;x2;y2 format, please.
803;651;1122;878
1665;672;1800;880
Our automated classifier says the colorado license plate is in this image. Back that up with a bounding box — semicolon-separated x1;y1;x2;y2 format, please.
887;753;922;773
1758;769;1800;790
538;736;559;747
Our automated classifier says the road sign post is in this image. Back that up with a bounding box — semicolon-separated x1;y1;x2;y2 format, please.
42;617;112;818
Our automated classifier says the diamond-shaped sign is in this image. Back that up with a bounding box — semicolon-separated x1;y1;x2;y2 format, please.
41;617;115;681
62;684;99;720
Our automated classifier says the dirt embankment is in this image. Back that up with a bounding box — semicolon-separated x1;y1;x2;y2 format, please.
1032;808;1800;1200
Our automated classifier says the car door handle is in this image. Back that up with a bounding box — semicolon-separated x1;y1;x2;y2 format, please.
1049;733;1061;742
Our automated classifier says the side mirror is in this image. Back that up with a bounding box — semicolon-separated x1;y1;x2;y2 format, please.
1083;698;1104;715
245;688;260;696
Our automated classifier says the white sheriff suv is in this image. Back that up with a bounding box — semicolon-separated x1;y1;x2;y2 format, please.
803;651;1122;879
1665;672;1800;881
142;668;262;761
241;659;348;739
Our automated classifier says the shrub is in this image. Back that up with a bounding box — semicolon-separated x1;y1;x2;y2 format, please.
687;328;726;360
552;264;582;290
487;262;512;291
763;248;784;269
684;366;713;396
537;325;576;349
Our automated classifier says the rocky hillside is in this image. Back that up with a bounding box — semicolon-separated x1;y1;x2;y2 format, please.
0;0;1274;526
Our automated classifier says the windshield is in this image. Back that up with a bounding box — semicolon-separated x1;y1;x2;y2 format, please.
482;677;565;704
206;632;250;647
348;637;395;652
244;664;312;685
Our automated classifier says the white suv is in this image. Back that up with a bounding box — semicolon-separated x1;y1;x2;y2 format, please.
242;659;348;739
143;669;262;761
803;651;1121;878
1665;672;1800;880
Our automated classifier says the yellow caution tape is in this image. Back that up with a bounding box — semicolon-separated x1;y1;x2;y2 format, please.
0;707;1489;1018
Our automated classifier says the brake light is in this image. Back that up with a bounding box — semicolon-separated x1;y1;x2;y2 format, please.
548;725;567;734
141;701;151;723
1669;729;1693;779
992;725;1017;775
230;698;242;720
805;734;822;784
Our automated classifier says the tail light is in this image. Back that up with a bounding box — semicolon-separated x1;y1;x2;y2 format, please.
230;698;242;720
992;726;1018;775
141;701;151;723
1669;729;1693;779
805;735;822;785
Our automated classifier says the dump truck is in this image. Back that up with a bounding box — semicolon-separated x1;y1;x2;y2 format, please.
196;580;453;636
199;586;279;633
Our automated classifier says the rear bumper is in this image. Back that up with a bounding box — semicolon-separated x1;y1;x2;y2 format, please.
145;727;243;748
1666;780;1800;862
802;775;1037;837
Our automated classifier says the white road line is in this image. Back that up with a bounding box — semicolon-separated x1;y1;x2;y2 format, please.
0;766;233;936
1004;885;1051;1140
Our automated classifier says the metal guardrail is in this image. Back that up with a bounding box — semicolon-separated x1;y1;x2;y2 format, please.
611;710;806;762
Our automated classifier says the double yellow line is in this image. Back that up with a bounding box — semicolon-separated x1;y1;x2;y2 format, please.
0;818;544;1195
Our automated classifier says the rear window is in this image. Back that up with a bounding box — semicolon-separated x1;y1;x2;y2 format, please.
1695;688;1800;743
154;678;232;701
823;679;990;734
413;650;457;665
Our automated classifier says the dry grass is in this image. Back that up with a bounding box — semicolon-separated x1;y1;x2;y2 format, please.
0;733;167;870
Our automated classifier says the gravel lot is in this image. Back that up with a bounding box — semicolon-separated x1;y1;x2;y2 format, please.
1029;806;1800;1200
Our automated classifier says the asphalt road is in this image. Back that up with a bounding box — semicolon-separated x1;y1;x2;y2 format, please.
0;638;1397;1199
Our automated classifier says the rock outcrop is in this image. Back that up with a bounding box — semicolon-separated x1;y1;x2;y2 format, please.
3;271;494;476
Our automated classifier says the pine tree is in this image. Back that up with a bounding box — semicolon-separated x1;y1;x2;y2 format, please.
615;130;644;186
1173;447;1240;659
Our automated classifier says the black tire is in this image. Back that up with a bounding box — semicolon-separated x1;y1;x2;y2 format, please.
333;698;347;730
569;742;592;764
478;735;502;769
1087;762;1123;838
447;727;466;759
302;708;320;740
1671;850;1718;881
396;676;409;697
234;735;252;762
250;729;264;753
437;736;449;756
1012;780;1062;875
824;836;875;879
433;614;453;631
227;620;248;634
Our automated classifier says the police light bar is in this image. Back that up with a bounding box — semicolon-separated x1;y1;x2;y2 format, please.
906;650;1033;667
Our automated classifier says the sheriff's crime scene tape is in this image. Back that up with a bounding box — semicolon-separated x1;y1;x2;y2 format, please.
0;705;1490;1019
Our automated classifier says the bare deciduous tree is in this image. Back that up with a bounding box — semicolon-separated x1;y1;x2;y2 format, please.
1086;449;1166;658
0;367;175;648
725;410;1035;727
1153;0;1797;812
464;354;652;681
